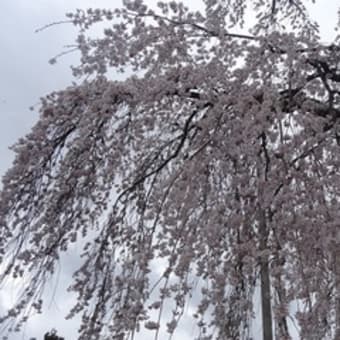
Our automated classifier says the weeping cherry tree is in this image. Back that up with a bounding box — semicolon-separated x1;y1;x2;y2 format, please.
1;0;340;339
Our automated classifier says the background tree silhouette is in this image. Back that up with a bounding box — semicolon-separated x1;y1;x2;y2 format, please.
44;329;64;340
0;1;340;339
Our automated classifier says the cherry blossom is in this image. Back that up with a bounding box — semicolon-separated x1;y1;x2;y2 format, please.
1;1;340;339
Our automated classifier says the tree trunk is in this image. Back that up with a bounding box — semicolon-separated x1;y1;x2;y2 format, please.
259;209;273;340
335;231;340;340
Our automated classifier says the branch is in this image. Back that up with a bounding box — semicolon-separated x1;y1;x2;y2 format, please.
132;11;258;41
271;0;277;16
115;102;212;203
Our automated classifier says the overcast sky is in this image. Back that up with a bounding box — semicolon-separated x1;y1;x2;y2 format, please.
0;1;339;340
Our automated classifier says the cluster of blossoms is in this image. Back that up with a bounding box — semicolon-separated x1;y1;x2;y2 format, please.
1;1;340;339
